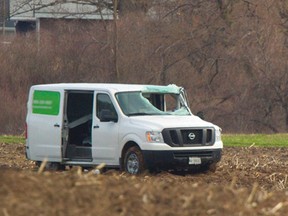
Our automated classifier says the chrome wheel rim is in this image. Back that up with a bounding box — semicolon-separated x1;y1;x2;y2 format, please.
126;153;139;174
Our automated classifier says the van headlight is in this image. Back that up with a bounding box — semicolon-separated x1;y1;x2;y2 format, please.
215;128;222;142
146;131;164;143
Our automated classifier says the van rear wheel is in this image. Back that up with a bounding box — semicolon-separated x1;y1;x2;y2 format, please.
35;161;65;171
124;146;145;174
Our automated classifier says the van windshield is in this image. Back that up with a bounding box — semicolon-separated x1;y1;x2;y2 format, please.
115;91;190;116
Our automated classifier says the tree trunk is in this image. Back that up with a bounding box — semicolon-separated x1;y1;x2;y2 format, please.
113;0;119;82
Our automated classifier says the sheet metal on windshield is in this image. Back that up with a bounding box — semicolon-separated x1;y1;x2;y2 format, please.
142;84;180;94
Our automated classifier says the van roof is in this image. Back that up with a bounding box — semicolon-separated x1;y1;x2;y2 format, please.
31;83;181;94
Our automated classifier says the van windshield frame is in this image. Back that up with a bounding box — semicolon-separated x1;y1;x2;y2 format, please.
115;91;191;117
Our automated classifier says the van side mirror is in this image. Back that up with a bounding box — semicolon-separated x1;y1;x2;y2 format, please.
196;111;205;120
99;109;118;122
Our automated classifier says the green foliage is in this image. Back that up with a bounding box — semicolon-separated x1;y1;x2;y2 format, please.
223;134;288;147
0;135;25;144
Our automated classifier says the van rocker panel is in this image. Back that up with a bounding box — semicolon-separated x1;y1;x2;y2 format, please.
142;149;222;170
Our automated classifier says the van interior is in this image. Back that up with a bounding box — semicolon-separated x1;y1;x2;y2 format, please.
63;91;93;161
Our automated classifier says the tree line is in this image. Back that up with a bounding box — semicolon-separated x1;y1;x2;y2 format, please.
1;0;288;134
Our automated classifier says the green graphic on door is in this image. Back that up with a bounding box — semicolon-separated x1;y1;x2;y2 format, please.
32;90;60;115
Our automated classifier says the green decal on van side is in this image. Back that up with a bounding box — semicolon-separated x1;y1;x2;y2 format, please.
32;90;60;115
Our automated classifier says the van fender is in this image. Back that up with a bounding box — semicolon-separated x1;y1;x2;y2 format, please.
118;133;145;158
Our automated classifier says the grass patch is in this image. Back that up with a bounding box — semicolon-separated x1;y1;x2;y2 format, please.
1;134;288;147
0;135;25;144
223;133;288;147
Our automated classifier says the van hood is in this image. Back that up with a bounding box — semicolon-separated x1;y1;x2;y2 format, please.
129;115;218;130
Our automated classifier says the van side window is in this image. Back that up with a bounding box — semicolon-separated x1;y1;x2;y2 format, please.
96;94;117;119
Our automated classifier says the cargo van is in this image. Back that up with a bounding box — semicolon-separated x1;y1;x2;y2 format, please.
26;83;223;174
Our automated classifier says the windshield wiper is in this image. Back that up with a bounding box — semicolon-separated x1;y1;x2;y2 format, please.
127;112;150;116
127;112;162;116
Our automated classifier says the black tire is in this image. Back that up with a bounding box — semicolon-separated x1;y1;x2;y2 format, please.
208;163;217;172
201;163;217;173
36;161;65;171
124;146;146;174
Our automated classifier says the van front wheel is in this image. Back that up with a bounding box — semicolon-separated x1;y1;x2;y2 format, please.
124;146;145;174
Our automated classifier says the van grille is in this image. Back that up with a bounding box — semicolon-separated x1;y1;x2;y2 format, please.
162;128;214;147
173;151;214;158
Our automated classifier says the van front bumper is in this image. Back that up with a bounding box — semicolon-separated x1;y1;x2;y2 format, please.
142;149;222;170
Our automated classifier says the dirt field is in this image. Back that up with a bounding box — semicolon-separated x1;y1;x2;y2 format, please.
1;143;288;216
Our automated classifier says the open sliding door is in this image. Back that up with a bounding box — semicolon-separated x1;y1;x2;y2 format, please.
62;90;94;161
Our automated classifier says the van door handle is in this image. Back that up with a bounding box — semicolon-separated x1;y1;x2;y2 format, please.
93;125;99;129
54;124;60;127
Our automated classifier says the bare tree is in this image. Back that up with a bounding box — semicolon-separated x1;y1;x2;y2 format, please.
3;0;288;134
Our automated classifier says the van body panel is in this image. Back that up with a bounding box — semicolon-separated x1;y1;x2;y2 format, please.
129;115;215;129
91;91;119;165
117;115;222;153
91;120;119;165
26;88;64;162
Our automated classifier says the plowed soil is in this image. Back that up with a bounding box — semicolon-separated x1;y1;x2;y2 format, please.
1;143;288;216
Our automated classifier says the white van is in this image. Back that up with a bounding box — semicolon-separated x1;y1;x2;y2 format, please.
26;83;223;174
